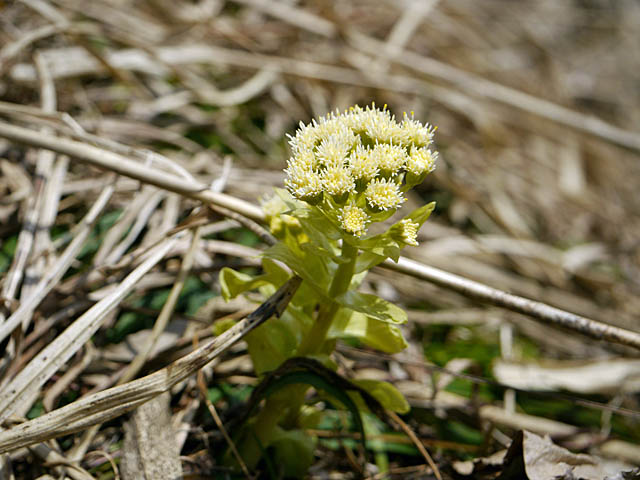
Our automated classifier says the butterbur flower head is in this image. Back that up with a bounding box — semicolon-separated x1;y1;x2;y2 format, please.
365;177;406;211
316;134;351;168
339;204;369;237
321;165;355;198
349;145;378;181
407;147;436;176
284;104;437;236
400;112;435;147
399;219;419;246
284;162;323;202
373;143;407;176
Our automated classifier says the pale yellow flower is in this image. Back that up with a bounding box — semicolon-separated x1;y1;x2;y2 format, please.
349;145;379;181
288;121;318;154
399;219;419;246
361;108;400;143
372;143;407;175
365;178;406;211
284;162;323;200
339;204;369;237
406;147;437;176
400;112;435;148
321;165;355;197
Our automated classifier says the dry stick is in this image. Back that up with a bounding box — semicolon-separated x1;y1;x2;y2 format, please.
10;39;640;151
20;52;58;303
83;450;120;480
0;24;64;70
147;44;640;152
0;121;263;222
196;370;253;479
370;0;440;74
231;0;336;37
0;184;115;345
121;226;201;384
71;219;194;460
383;257;640;350
1;122;639;350
347;31;640;152
43;344;95;412
0;276;302;453
0;100;196;182
29;443;94;480
0;232;178;424
92;186;160;266
386;410;442;480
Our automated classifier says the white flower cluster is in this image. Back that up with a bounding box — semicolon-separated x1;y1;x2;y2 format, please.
284;104;437;237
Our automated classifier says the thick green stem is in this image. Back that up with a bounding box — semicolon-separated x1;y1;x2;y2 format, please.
239;241;359;468
297;241;358;355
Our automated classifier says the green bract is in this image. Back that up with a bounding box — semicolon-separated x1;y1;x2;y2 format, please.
219;104;438;475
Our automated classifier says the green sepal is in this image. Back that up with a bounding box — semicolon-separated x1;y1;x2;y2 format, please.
219;268;260;301
404;201;436;225
354;202;435;272
274;187;305;211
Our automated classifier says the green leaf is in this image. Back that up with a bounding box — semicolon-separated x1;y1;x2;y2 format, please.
264;242;331;296
219;258;291;301
355;251;388;273
292;206;342;258
245;307;313;375
355;202;436;268
270;427;316;478
352;379;410;414
336;291;407;324
329;309;408;353
261;257;293;285
274;187;305;211
219;267;261;301
256;369;367;457
406;201;436;225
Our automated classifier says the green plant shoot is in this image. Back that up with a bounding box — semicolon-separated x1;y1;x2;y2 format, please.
219;104;438;476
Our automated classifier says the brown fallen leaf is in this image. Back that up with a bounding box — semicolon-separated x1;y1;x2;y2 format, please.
499;431;631;480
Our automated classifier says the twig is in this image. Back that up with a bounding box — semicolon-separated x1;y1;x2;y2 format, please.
20;51;59;303
382;256;640;350
0;275;302;453
11;42;639;151
83;450;120;480
119;226;201;384
0;184;115;345
0;120;264;222
29;443;94;480
196;370;253;479
386;410;442;480
232;0;336;37
42;343;95;412
0;25;65;71
0;231;179;423
347;31;640;152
